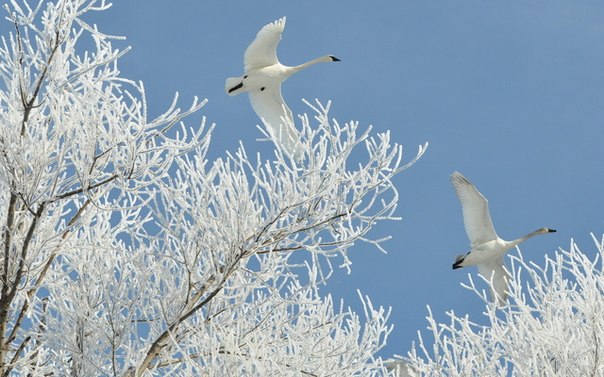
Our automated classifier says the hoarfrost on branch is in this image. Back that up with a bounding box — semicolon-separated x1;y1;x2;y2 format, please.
403;236;604;376
0;1;425;375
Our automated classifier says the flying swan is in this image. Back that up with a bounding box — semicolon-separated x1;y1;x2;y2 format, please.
450;171;556;305
225;16;340;159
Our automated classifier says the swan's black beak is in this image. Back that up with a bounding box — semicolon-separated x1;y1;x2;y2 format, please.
228;82;244;94
329;55;341;62
548;228;557;233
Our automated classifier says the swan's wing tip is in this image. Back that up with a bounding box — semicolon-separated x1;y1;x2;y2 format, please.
267;16;286;32
245;17;286;71
451;171;470;185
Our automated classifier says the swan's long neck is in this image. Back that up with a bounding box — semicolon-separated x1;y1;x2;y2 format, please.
290;55;333;73
509;228;548;248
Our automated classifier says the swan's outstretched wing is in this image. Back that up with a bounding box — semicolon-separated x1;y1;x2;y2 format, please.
384;359;415;376
244;17;286;71
477;257;510;306
451;171;498;247
249;86;302;158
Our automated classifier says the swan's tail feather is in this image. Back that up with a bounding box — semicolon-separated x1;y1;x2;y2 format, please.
452;254;466;269
225;77;244;96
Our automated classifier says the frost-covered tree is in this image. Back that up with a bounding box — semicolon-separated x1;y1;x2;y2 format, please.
403;235;604;376
0;0;426;375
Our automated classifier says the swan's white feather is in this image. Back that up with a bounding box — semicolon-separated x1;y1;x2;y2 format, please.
226;17;339;159
244;17;285;71
451;171;556;306
225;77;242;96
451;171;498;248
384;359;415;376
477;256;510;306
249;87;302;159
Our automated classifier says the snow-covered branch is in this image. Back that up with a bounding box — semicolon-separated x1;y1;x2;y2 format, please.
405;235;604;376
0;1;425;375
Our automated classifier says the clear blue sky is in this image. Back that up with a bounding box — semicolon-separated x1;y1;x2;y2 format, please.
6;1;604;359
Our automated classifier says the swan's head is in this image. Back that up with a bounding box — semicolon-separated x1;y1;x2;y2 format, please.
328;55;341;62
540;227;557;234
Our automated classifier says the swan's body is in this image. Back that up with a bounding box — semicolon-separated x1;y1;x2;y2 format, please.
225;17;340;159
450;171;556;305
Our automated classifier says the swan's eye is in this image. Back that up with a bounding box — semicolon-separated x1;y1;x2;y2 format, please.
260;87;265;91
243;75;248;79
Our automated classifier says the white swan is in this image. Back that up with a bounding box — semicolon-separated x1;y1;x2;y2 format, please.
225;17;340;159
450;171;555;305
